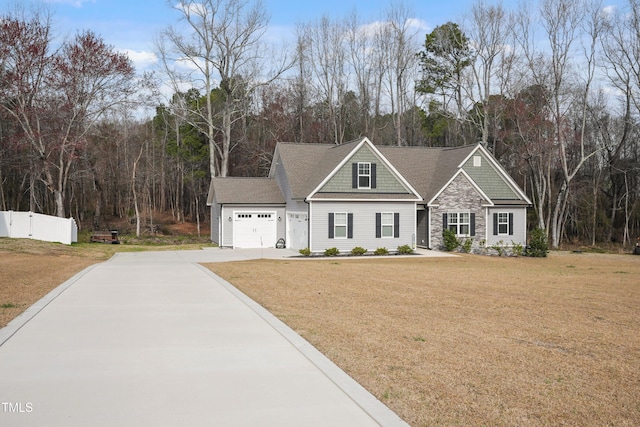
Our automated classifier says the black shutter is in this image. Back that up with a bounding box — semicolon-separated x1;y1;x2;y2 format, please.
328;213;334;238
394;213;400;238
443;213;448;230
371;163;377;188
493;213;498;235
347;213;353;239
509;213;514;235
352;163;358;188
470;213;476;236
376;213;382;238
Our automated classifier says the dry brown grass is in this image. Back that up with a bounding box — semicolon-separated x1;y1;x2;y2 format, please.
0;239;107;328
205;252;640;426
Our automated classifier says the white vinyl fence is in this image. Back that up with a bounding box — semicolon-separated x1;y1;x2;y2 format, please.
0;211;78;245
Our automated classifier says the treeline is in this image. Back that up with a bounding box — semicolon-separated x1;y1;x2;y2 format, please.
1;0;639;248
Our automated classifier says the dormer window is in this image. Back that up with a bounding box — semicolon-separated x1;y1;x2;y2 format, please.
358;162;371;188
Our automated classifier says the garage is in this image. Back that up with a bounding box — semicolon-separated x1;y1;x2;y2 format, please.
233;212;277;248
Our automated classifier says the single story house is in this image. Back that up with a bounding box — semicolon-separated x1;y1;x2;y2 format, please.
207;137;531;253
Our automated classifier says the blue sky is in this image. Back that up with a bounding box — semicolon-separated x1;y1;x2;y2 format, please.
2;0;479;72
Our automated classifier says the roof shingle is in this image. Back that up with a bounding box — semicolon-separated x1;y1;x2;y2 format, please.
210;177;285;204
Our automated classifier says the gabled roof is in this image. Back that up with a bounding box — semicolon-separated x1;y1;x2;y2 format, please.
215;139;529;207
209;177;285;204
307;137;422;200
271;139;363;199
378;145;475;202
459;144;532;205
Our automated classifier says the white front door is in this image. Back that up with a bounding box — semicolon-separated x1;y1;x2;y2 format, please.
233;212;277;248
286;212;308;249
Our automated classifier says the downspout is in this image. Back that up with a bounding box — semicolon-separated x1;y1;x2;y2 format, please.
218;204;223;246
411;202;417;249
306;199;311;252
485;206;489;244
427;206;432;249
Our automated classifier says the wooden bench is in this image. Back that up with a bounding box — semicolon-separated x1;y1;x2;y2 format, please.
90;230;120;244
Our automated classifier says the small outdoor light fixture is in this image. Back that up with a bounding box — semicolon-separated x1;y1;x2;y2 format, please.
278;216;282;222
228;216;232;222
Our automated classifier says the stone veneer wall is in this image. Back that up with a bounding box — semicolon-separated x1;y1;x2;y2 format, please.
431;174;487;250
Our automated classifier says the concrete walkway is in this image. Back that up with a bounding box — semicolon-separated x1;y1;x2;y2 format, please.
0;249;410;426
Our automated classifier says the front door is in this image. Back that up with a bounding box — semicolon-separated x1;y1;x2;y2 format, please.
286;212;308;249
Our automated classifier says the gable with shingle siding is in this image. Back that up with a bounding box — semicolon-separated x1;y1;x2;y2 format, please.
318;144;411;194
462;151;521;200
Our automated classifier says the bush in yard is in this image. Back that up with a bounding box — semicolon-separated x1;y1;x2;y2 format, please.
442;228;460;251
373;247;389;255
397;244;413;254
324;247;340;257
526;228;549;257
511;241;524;257
492;240;506;256
461;238;473;253
350;246;368;256
299;248;311;257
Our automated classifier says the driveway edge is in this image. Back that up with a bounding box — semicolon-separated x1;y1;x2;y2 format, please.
0;264;99;348
196;264;410;427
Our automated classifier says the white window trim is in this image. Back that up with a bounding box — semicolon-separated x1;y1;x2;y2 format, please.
358;162;371;189
381;212;394;238
497;212;509;235
334;212;348;239
448;211;471;237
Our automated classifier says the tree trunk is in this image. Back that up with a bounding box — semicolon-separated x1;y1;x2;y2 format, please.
132;141;145;237
221;106;232;177
550;181;568;249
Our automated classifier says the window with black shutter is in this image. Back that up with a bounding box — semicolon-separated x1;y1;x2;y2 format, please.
494;212;513;236
376;212;399;238
446;212;473;236
329;212;353;239
352;162;376;189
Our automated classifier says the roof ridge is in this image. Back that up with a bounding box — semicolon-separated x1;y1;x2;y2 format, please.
277;141;333;146
440;144;478;151
213;176;273;180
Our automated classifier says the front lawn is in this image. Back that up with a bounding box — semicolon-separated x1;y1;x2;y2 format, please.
205;252;640;426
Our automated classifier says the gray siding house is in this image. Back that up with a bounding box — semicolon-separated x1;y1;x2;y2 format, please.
207;137;531;252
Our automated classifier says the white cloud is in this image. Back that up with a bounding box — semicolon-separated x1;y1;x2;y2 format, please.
173;2;207;17
602;5;617;17
120;49;158;71
356;18;429;39
406;18;429;33
44;0;95;8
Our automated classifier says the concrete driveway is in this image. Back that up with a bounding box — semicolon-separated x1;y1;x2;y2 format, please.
0;248;409;426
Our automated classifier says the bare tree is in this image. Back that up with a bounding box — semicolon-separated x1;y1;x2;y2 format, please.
513;0;604;248
158;0;292;177
301;16;349;144
345;11;375;138
378;3;421;146
465;1;515;148
0;10;135;217
601;0;640;246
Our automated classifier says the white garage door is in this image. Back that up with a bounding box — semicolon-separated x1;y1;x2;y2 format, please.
233;212;277;248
